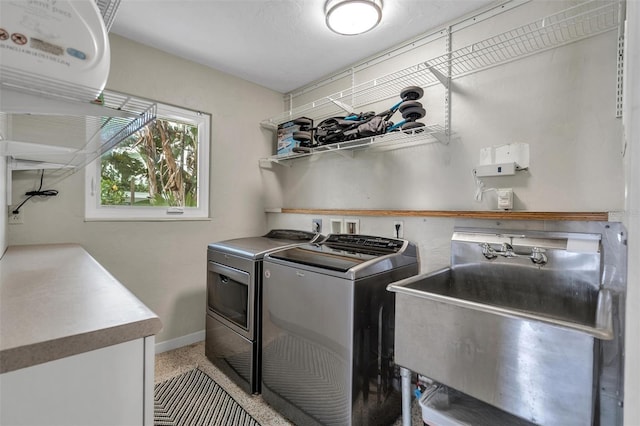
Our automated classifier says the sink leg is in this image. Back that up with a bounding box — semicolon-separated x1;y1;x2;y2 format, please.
400;367;412;426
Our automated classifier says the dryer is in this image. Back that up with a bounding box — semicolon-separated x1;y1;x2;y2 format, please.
205;229;323;394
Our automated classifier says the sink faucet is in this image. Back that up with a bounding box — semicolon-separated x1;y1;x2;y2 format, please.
481;242;516;259
480;242;548;266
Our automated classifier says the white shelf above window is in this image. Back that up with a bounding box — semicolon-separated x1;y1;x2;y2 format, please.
259;0;621;166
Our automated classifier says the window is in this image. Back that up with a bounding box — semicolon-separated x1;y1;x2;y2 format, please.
85;102;210;220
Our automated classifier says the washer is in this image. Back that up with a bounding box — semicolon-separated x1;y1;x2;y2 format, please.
205;229;323;394
261;234;419;425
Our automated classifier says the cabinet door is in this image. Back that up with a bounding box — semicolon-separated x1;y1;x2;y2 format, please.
0;338;147;426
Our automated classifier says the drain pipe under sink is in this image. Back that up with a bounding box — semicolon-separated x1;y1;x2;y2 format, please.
400;367;412;426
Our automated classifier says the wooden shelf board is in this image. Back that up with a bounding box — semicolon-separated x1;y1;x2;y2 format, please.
280;209;609;222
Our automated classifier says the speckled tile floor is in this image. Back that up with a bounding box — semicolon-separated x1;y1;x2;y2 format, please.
155;340;423;426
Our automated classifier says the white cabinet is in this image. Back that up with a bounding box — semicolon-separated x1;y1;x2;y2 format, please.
0;244;162;426
0;337;156;426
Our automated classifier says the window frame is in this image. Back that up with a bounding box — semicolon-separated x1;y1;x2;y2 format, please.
85;101;210;221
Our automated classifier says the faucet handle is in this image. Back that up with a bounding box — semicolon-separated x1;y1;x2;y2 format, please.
480;242;497;259
530;247;548;265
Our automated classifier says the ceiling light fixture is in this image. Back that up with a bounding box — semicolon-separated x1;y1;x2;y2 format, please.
325;0;383;36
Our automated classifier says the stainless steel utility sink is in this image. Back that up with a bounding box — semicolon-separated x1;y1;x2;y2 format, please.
394;264;613;340
388;229;612;426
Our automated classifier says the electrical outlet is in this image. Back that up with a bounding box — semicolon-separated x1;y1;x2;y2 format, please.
345;219;359;234
497;188;514;210
312;218;322;233
330;219;343;234
8;206;23;224
393;220;404;238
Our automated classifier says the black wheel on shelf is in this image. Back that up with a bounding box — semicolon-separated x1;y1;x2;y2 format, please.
292;146;312;153
400;86;424;101
398;100;423;114
401;121;425;132
293;117;313;129
401;106;426;120
293;131;312;142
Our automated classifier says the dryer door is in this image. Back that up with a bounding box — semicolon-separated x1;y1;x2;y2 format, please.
207;261;254;340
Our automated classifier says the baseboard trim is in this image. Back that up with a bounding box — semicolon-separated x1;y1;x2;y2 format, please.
155;330;205;354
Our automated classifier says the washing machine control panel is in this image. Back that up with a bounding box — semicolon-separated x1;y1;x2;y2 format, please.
324;234;404;252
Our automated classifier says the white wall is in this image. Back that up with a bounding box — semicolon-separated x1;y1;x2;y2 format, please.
0;159;6;257
0;113;7;257
622;0;640;423
8;35;283;343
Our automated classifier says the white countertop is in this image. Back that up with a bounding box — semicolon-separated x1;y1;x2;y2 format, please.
0;243;162;373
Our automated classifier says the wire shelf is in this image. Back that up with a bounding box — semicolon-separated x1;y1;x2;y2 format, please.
1;1;150;183
0;66;105;106
429;0;619;79
262;62;442;127
3;90;156;185
260;124;446;166
95;0;121;32
263;0;619;128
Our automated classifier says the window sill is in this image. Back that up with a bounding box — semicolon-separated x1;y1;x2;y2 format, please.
84;217;212;223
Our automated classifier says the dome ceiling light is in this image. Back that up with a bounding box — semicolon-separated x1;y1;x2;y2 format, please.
325;0;383;36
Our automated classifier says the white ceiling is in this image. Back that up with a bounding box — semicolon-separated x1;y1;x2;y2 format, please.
110;0;496;94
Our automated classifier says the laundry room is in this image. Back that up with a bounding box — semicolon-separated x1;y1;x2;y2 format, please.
1;0;639;425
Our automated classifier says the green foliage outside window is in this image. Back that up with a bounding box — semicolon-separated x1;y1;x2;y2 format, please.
100;118;199;207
